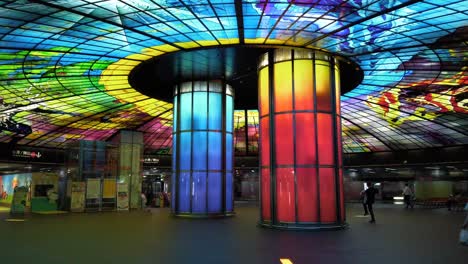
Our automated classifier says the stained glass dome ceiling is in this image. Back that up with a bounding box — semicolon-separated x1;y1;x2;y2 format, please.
0;0;467;153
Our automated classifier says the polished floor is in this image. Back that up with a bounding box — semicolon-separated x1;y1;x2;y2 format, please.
0;203;467;264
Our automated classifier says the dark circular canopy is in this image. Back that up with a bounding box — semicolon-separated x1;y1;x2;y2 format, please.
129;46;363;109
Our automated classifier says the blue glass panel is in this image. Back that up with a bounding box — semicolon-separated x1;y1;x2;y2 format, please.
192;132;207;170
208;132;222;170
208;93;221;130
192;172;207;213
173;96;178;132
179;172;191;213
180;132;191;171
172;134;177;171
226;133;233;171
225;172;233;212
226;95;233;133
193;92;208;130
208;172;222;213
180;93;192;131
95;141;106;176
171;172;176;213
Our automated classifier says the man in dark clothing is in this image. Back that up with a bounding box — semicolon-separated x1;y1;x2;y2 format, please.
365;182;378;223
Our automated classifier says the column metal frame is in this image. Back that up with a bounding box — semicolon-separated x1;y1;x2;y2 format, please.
172;81;235;218
258;48;347;230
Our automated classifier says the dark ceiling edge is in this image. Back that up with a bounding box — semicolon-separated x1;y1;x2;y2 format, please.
343;145;468;167
128;44;364;106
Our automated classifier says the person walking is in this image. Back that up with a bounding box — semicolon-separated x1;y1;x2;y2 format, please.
364;182;378;223
460;202;468;245
360;187;368;215
141;192;150;213
402;183;413;209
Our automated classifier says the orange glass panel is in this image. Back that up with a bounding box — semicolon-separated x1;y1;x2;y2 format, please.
261;168;271;220
259;67;269;116
335;65;341;115
275;114;294;166
339;168;345;222
319;168;336;223
274;61;293;112
296;113;316;165
317;113;334;165
316;62;331;112
260;117;270;166
336;116;342;166
297;168;318;222
276;168;295;222
294;60;314;110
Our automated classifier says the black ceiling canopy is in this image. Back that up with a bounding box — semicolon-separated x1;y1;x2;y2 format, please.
129;46;363;109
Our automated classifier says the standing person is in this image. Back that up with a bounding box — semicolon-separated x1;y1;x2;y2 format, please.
365;182;378;223
140;192;150;212
460;202;468;245
360;186;368;216
146;188;154;208
402;183;413;209
447;195;455;211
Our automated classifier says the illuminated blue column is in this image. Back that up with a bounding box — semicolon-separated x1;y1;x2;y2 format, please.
172;80;234;217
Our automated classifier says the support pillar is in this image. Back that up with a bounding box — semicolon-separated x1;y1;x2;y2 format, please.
113;130;143;210
258;49;346;230
172;80;234;217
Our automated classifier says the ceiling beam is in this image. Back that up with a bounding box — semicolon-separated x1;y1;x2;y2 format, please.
234;0;245;44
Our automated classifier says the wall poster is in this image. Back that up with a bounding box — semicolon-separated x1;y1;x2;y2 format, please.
70;182;85;212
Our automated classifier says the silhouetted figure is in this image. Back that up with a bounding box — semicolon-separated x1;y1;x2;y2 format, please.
146;189;153;207
360;187;368;215
365;182;378;223
461;202;468;245
402;183;413;209
447;195;455;211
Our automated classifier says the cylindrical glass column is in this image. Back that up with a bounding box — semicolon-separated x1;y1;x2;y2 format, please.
258;49;345;230
172;80;234;217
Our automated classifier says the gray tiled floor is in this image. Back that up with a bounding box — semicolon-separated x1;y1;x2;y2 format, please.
0;203;467;264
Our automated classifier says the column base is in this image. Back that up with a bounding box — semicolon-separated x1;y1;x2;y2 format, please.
172;212;235;219
258;221;348;231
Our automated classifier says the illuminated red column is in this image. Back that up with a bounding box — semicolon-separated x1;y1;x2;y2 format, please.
258;49;345;230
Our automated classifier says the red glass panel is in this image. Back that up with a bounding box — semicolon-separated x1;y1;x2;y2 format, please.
317;113;334;165
274;61;293;112
261;168;271;220
316;63;331;112
260;117;270;166
294;60;314;111
297;168;318;222
319;168;336;223
339;168;345;222
336;116;342;166
275;114;294;166
276;168;295;222
296;113;316;165
259;67;269;116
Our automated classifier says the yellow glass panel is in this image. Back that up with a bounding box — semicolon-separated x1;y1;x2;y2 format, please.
259;67;269;116
274;61;293;113
315;62;331;112
294;60;314;111
335;65;341;114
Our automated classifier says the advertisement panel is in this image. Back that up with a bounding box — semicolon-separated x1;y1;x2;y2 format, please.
70;182;85;212
102;179;116;199
11;186;28;214
117;183;129;211
86;179;101;199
